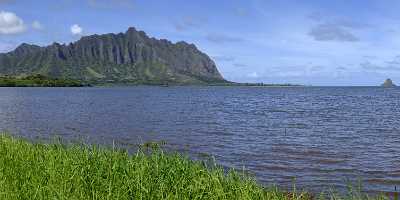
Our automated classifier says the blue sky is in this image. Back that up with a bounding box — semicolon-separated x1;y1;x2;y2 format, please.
1;0;400;85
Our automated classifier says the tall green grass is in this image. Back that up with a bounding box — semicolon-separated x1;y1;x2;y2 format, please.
0;134;389;200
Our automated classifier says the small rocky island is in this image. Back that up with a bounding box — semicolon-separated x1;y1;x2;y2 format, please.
381;78;396;87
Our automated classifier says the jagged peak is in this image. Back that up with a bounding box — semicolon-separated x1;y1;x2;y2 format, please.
126;27;137;33
175;41;198;50
52;42;61;46
138;30;147;37
16;43;40;49
13;43;41;54
18;43;30;47
49;42;68;49
176;41;189;45
125;27;148;39
8;28;194;54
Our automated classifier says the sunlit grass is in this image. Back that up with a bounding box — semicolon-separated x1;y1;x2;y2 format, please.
0;134;390;200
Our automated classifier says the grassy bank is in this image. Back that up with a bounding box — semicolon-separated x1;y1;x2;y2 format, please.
0;135;388;200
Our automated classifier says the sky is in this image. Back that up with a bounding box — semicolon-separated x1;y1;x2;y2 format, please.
1;0;400;86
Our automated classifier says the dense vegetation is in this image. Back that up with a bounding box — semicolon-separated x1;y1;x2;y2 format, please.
0;135;389;200
0;74;88;87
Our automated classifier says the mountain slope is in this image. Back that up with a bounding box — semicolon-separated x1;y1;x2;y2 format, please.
0;27;226;85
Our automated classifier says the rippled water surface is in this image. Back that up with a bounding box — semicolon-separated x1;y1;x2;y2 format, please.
0;86;399;193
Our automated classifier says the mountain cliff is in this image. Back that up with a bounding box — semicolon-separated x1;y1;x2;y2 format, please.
0;27;226;85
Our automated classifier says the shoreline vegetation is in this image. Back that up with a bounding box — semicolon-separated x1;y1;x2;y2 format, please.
97;82;304;87
0;74;303;87
0;134;389;200
0;74;90;87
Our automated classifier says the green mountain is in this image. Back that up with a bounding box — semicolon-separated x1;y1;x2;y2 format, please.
0;27;227;85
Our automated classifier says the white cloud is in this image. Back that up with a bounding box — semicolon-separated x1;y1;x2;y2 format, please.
0;11;26;34
70;24;83;35
32;20;43;30
247;72;259;78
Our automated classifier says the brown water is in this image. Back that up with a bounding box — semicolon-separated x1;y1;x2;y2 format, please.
0;86;399;193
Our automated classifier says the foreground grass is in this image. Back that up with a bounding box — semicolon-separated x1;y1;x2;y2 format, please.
0;135;389;200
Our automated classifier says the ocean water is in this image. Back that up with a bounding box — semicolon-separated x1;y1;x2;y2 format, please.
0;86;399;193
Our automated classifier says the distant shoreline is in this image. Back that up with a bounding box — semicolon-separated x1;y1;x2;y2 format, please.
1;75;395;87
91;81;304;87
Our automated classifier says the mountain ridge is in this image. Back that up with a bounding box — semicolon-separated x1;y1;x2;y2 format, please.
0;27;227;85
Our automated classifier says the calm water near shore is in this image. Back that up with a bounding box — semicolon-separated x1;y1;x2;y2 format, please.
0;86;399;194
